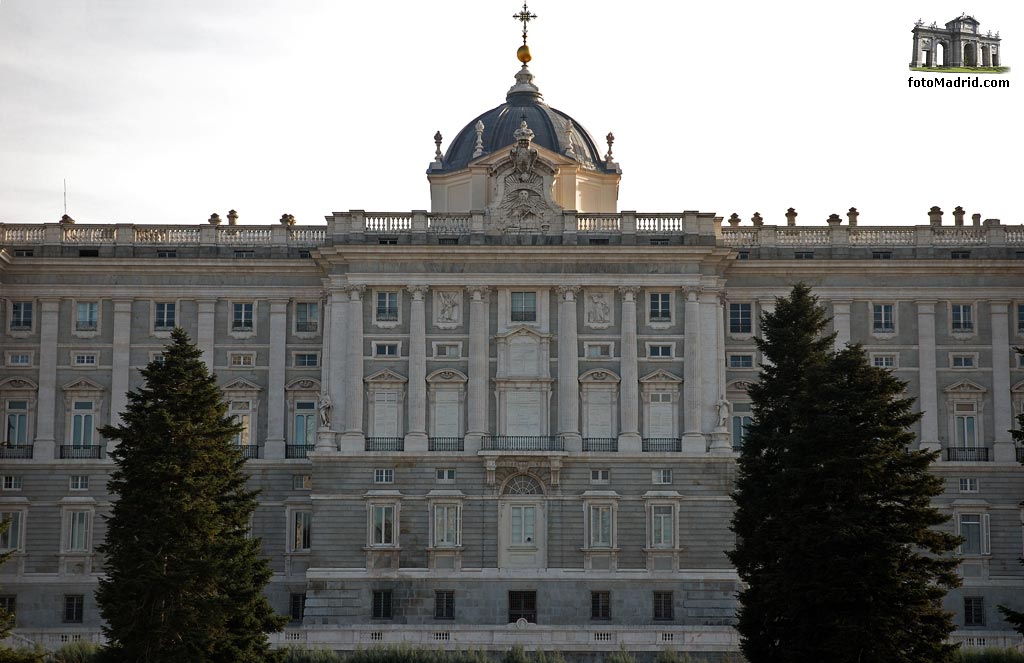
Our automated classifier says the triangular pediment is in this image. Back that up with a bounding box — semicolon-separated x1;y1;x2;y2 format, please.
470;142;576;170
62;377;105;392
498;326;550;340
579;369;620;383
285;378;321;391
426;368;468;383
944;379;986;394
1011;379;1024;393
0;377;38;391
727;379;757;394
365;368;407;384
639;369;682;384
221;377;262;392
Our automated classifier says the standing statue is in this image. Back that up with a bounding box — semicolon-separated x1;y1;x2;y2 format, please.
438;291;460;323
716;398;731;429
587;293;610;324
318;393;332;429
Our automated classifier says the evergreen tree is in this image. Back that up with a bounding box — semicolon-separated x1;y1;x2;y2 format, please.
0;519;13;639
729;283;961;663
96;328;285;663
997;347;1024;635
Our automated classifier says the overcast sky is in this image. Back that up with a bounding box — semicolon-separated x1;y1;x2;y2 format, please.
0;1;1020;227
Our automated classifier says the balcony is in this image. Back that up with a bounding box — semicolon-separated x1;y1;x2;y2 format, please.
0;444;33;459
428;437;464;452
60;445;103;459
235;445;260;460
375;308;398;322
365;437;404;452
946;447;990;462
642;438;682;453
582;438;619;452
482;436;564;452
285;444;314;459
295;322;318;333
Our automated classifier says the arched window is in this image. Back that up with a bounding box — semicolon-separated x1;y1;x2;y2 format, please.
503;474;543;496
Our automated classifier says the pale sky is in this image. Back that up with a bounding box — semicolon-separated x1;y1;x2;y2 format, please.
0;1;1020;227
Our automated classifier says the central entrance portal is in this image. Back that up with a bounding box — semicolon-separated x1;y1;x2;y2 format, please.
497;474;547;568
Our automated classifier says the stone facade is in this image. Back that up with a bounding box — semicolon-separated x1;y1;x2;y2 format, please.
911;14;1003;68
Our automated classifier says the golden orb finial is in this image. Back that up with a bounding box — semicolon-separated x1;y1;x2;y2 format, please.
517;44;532;64
513;3;537;63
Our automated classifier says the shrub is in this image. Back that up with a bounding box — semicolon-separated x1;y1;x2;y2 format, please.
953;649;1024;663
47;643;101;663
0;647;45;663
604;646;637;663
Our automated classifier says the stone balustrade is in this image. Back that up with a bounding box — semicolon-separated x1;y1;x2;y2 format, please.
721;224;1022;248
0;223;328;248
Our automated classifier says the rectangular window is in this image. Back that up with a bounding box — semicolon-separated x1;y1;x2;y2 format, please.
649;293;671;321
293;474;313;490
435;343;460;358
591;591;610;621
952;354;976;369
960;514;982;555
959;478;979;493
373;342;400;358
651;505;675;548
508;591;537;624
652;469;672;485
69;475;89;491
433;504;461;547
438;238;459;246
79;249;99;257
872;354;897;368
510;505;536;545
232;302;254;331
794;251;814;260
157;250;177;258
376;292;399;322
732;415;752;450
653;591;674;621
295;302;319;333
0;511;22;551
229;353;254;367
230;401;252;447
289;593;306;623
71;401;95;447
5;401;29;445
10;302;32;330
588;238;609;245
372;392;399;437
649;238;669;246
872;304;895;332
951;251;971;260
964;597;985;627
955;403;977;447
154;302;175;330
729;303;752;334
65;510;90;552
648;344;673;358
372;505;395;546
590;469;610;484
436;468;456;483
63;595;84;624
2;476;22;491
14;249;33;257
75;302;98;331
7;353;31;367
434;590;455;620
294;353;319;367
233;250;255;259
872;251;892;260
510;291;537;323
585;343;612;358
378;237;398;245
292;511;312;551
73;353;97;366
372;590;393;620
589;505;612;548
728;354;754;369
374;468;394;484
952;304;974;332
294;401;316;445
1017;304;1024;333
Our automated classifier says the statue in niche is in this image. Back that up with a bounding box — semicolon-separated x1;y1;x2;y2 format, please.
437;291;460;323
716;398;731;429
318;393;332;429
587;292;611;324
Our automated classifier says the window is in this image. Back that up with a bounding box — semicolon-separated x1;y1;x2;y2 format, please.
157;250;177;258
73;353;97;366
955;402;977;447
510;291;537;323
648;344;673;358
434;590;455;620
289;593;306;623
728;354;754;369
434;343;460;358
872;304;895;332
1017;304;1024;333
2;476;22;491
65;510;91;552
298;250;312;258
872;251;892;260
589;505;613;548
69;475;89;491
952;251;971;260
590;469;610;484
75;302;98;331
433;504;461;547
959;514;985;555
729;303;752;334
294;353;319;367
371;391;400;437
952;354;976;369
63;595;84;624
78;248;98;257
371;504;395;546
959;478;979;493
436;468;456;483
374;468;394;484
508;591;537;623
585;342;612;358
376;291;399;322
71;401;95;447
951;303;973;332
295;302;319;333
291;510;312;552
0;511;23;551
293;475;312;490
230;401;252;447
294;401;316;445
150;353;165;365
588;238;609;245
9;302;32;331
6;352;31;367
510;505;536;545
5;400;29;445
651;505;675;548
229;353;254;368
731;415;752;450
234;250;255;259
378;237;398;245
154;302;175;330
14;249;33;257
652;469;672;485
653;591;674;621
373;342;400;358
372;590;393;620
871;353;897;369
650;238;670;246
964;597;985;627
438;238;459;246
649;293;671;322
794;251;814;260
736;250;749;260
591;591;610;621
232;302;254;331
0;596;14;624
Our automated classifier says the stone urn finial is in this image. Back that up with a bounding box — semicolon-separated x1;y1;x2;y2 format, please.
928;206;943;226
847;207;859;226
604;132;615;162
280;213;296;226
826;213;842;227
751;212;763;227
472;121;485;159
952;206;965;226
785;208;797;226
728;213;741;227
227;209;239;225
971;213;981;227
59;214;75;225
208;212;222;225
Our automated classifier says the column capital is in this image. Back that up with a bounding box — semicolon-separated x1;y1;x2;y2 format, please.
406;285;429;299
988;300;1011;312
699;288;724;305
468;286;492;300
831;299;852;310
618;286;640;300
268;298;291;313
343;285;365;300
683;286;703;302
916;300;938;314
39;297;61;311
555;285;581;300
112;298;134;313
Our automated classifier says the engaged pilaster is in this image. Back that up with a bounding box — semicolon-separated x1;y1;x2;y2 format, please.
832;300;852;350
916;301;940;454
33;298;60;460
990;301;1015;461
406;285;429;451
196;299;216;370
265;298;289;459
681;287;704;452
556;286;581;451
340;285;366;452
707;290;731;455
108;299;133;451
617;286;641;452
466;287;491;453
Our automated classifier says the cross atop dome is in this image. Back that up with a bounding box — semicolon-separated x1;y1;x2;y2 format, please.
513;2;537;46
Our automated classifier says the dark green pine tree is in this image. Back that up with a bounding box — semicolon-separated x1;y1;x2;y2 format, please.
997;347;1024;635
96;328;285;663
729;283;962;663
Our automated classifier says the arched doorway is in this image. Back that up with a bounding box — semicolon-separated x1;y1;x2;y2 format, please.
964;42;977;67
936;41;947;67
497;474;546;568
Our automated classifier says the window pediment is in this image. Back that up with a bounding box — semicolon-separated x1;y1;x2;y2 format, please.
286;378;321;392
1011;380;1024;394
639;369;682;385
365;369;408;385
727;379;756;396
426;368;468;384
579;369;620;384
222;377;262;393
0;377;37;392
61;377;105;393
944;379;986;394
497;326;551;341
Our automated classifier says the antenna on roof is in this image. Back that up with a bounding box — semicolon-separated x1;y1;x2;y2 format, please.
63;178;67;215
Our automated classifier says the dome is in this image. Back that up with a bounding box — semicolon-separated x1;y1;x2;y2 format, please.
433;65;616;175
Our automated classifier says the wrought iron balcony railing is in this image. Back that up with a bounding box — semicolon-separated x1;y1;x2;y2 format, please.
285;444;315;459
642;438;682;453
0;444;33;459
946;447;990;462
481;436;565;452
428;437;464;452
582;438;618;452
366;437;405;451
235;445;260;460
1015;447;1024;463
60;445;103;459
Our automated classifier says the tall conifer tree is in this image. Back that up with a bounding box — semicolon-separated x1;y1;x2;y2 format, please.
96;329;284;663
997;347;1024;635
729;284;961;663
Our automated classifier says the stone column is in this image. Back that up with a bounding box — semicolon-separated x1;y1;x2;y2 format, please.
832;300;852;350
265;299;289;459
33;298;60;460
466;287;491;453
196;299;217;371
318;289;347;452
556;286;581;451
910;33;920;67
617;287;641;453
681;287;704;452
916;301;940;454
339;285;365;452
990;301;1015;461
108;299;133;441
405;285;429;451
708;291;731;454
